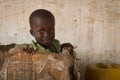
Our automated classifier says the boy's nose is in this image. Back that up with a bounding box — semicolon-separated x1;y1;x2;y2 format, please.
44;31;49;37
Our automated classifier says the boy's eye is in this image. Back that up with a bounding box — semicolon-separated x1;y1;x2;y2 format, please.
49;29;54;33
39;29;45;34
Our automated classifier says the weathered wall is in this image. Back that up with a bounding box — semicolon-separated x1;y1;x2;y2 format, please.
0;0;120;80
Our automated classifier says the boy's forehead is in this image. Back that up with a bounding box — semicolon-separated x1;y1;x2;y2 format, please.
31;16;54;29
32;16;53;24
32;17;42;25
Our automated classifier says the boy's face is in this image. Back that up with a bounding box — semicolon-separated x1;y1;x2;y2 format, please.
30;17;55;46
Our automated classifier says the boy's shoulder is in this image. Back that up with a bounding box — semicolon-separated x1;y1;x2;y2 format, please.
52;39;61;53
52;39;60;46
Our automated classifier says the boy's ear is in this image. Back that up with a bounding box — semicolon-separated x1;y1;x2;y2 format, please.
30;29;34;36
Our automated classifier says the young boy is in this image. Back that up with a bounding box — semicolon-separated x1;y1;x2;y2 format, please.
24;9;73;53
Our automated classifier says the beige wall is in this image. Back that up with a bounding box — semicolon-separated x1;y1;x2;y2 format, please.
0;0;120;79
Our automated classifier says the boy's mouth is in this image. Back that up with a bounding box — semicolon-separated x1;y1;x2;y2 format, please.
43;39;51;43
44;40;50;43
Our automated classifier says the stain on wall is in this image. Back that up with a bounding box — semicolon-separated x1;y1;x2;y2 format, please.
0;0;120;80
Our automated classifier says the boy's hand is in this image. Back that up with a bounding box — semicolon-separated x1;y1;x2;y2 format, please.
23;45;35;54
61;43;74;54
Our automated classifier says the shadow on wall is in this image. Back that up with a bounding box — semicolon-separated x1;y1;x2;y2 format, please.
0;43;16;52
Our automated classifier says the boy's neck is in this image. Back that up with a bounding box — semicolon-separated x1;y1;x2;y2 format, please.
37;41;58;53
37;42;51;49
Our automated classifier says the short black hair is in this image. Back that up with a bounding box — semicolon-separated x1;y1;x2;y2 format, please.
29;9;55;28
